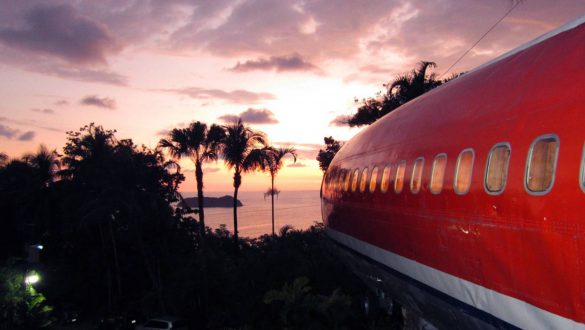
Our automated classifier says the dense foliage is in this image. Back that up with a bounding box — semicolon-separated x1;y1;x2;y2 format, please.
346;61;444;127
346;61;463;127
316;62;461;176
0;123;398;329
316;136;343;173
0;261;53;329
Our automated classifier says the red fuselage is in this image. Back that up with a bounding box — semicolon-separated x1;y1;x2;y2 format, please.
322;17;585;329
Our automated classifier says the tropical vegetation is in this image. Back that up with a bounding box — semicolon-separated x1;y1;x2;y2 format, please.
317;61;461;173
265;146;297;236
317;136;343;173
0;120;402;329
347;61;451;127
158;122;225;237
221;119;270;244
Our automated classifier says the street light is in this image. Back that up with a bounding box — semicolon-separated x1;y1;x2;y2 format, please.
25;272;40;285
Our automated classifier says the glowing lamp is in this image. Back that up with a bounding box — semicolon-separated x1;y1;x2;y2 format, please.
25;273;40;285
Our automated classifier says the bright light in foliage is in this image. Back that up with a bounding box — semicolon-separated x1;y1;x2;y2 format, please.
25;273;40;285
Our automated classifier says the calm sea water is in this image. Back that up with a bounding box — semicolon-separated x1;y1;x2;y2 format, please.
182;190;322;238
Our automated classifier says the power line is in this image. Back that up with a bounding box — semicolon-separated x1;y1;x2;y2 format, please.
440;1;521;79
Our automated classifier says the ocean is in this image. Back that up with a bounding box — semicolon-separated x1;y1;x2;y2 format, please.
181;190;322;238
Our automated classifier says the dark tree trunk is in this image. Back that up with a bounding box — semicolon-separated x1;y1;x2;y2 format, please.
195;161;205;236
233;170;241;246
271;175;275;236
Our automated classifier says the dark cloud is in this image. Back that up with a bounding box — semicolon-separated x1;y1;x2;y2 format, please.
0;4;121;65
0;124;19;139
230;53;319;73
329;115;351;127
0;116;61;133
80;95;116;109
218;108;279;125
287;162;306;168
18;131;35;141
31;108;55;115
0;124;36;141
239;108;279;124
36;65;128;86
164;87;276;104
0;46;128;85
217;114;239;123
54;99;69;106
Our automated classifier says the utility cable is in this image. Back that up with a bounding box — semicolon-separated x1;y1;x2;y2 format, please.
440;1;521;78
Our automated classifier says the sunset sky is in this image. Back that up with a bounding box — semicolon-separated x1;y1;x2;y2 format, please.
1;0;584;192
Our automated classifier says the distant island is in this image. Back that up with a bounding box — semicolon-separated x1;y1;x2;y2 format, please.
183;195;243;208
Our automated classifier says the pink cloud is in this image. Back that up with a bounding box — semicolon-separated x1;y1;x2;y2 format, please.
230;53;319;73
0;4;121;65
218;108;279;125
164;87;276;105
80;95;116;109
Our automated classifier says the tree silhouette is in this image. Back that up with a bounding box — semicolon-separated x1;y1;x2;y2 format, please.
23;145;60;187
159;122;225;236
347;61;447;127
316;137;342;173
0;152;7;167
222;119;269;245
265;147;297;236
0;146;60;260
57;123;184;311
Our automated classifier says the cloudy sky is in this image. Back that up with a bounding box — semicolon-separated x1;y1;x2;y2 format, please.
1;0;584;192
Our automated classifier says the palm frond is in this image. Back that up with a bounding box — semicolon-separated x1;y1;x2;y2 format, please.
243;148;271;172
266;146;297;173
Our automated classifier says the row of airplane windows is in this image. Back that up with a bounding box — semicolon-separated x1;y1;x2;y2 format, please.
324;134;561;196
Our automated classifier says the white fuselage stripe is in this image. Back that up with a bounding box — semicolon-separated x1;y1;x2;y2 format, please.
326;228;585;330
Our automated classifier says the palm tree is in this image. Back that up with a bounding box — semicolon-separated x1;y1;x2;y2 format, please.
159;122;225;236
222;119;269;244
265;147;297;236
387;61;442;105
23;145;61;187
348;61;445;127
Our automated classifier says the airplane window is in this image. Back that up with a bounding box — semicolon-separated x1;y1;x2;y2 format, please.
351;168;359;192
330;170;337;191
344;168;352;191
455;149;474;194
485;143;511;194
360;168;369;193
395;161;406;193
430;154;447;194
337;170;345;191
370;167;379;193
410;157;424;194
526;135;559;194
380;166;391;193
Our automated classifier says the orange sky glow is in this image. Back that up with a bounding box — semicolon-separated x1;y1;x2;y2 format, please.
1;0;584;192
